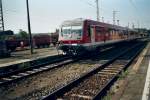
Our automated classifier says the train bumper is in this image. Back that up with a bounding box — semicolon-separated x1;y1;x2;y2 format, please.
58;44;85;55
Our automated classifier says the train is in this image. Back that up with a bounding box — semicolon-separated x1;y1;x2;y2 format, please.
0;30;59;57
5;32;58;51
58;18;141;55
0;30;14;57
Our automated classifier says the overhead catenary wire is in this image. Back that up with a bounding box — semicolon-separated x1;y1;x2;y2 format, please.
129;0;138;11
80;0;100;21
80;0;95;8
128;0;142;29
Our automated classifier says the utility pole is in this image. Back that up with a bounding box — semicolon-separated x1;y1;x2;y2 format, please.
137;21;140;29
96;0;100;21
132;23;135;29
102;17;104;22
113;10;118;25
128;22;130;28
26;0;33;54
137;21;140;33
117;20;119;26
0;0;4;31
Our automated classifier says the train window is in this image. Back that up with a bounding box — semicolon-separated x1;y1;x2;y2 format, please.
71;26;82;36
62;26;71;35
61;26;82;37
95;27;105;34
88;26;91;37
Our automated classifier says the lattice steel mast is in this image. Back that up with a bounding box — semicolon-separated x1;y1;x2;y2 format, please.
0;0;4;31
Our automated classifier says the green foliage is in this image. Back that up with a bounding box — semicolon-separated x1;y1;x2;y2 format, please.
18;29;29;39
119;70;129;79
0;35;6;40
0;35;10;40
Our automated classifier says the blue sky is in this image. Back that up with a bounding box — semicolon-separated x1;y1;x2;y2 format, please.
2;0;150;33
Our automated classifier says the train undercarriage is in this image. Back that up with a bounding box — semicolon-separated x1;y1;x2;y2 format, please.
58;44;87;56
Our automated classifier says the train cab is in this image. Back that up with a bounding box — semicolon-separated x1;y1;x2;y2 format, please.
58;19;85;55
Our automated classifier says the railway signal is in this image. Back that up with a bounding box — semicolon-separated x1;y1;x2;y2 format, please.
26;0;33;54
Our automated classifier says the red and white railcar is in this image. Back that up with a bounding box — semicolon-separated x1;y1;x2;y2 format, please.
58;18;139;55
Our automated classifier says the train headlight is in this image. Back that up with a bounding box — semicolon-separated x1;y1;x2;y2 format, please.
72;44;77;46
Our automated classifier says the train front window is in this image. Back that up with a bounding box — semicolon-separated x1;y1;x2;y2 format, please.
62;26;71;35
71;26;82;36
61;26;82;36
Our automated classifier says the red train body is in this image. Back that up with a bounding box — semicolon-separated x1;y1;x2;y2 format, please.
33;34;51;48
58;18;140;55
5;33;58;51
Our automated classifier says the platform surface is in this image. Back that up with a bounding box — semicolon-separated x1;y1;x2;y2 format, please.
112;41;150;100
0;47;61;68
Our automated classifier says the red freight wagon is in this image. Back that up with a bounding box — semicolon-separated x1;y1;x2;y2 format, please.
33;34;51;48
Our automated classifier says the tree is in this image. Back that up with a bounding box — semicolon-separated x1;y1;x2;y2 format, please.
18;29;29;39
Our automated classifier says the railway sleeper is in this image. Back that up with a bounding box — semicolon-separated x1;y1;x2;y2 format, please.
33;69;41;72
11;75;21;79
100;70;120;73
1;78;12;81
98;72;117;75
64;94;93;100
39;67;49;70
26;71;36;74
18;73;29;76
104;67;122;70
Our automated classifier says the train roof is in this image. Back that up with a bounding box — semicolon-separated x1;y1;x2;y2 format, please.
61;18;134;31
85;19;128;31
61;18;84;27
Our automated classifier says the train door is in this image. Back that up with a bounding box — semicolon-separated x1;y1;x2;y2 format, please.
90;26;95;44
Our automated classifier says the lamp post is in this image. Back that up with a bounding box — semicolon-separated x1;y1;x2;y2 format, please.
26;0;33;54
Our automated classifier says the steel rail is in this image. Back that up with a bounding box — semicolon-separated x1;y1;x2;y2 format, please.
0;55;74;87
0;50;103;87
0;45;117;87
0;54;67;77
93;42;147;100
42;42;146;100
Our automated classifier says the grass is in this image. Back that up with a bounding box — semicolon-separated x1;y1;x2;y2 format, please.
118;70;129;80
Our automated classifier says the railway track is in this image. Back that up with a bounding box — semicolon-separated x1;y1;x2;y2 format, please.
0;47;113;88
0;55;75;86
0;54;66;76
0;48;107;87
42;41;147;100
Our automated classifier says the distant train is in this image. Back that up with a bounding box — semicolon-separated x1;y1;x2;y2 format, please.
6;33;58;51
0;30;14;57
0;30;59;52
58;18;141;55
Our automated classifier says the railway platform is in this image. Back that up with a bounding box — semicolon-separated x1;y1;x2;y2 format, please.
111;41;150;100
0;47;61;69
